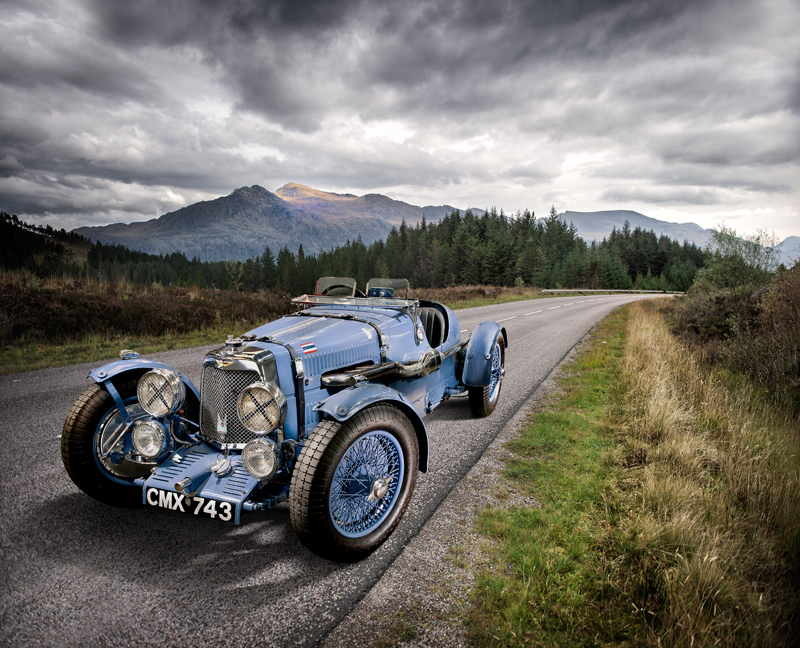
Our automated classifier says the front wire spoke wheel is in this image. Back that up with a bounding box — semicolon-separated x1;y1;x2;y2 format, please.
290;404;419;562
329;431;403;537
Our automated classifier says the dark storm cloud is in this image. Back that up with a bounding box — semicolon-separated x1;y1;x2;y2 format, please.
0;0;797;235
86;0;735;129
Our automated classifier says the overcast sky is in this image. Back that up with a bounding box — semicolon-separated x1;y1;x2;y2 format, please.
1;0;798;240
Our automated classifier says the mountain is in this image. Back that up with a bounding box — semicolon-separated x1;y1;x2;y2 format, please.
74;183;470;262
560;210;714;247
559;210;797;266
74;185;796;265
778;236;800;266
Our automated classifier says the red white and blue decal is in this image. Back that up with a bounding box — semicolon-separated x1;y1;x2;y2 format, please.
299;342;317;354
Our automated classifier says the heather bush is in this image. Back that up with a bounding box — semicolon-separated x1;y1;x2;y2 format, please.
0;269;294;344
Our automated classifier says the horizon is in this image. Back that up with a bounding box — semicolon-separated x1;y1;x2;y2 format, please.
1;0;798;240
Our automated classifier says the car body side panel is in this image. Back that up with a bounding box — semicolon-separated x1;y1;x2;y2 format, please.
316;383;430;472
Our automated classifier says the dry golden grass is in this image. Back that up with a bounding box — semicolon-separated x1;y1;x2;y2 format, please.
414;284;543;308
615;300;799;646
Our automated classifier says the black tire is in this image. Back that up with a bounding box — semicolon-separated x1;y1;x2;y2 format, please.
61;380;152;506
289;404;419;562
468;336;505;417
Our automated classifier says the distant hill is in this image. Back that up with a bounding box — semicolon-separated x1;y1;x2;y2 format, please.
74;183;473;262
560;210;714;247
779;236;800;266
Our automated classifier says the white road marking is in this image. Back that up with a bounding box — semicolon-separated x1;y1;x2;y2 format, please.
497;316;516;322
548;306;561;310
524;310;542;315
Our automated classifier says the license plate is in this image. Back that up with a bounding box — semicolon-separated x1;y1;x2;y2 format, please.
145;488;234;522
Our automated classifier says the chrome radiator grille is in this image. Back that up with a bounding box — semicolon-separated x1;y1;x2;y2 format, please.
200;365;261;446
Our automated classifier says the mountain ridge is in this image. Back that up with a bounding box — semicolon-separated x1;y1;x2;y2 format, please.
73;184;797;264
74;183;472;262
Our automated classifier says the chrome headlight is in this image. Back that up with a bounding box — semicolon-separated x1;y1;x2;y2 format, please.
137;369;186;417
132;421;167;459
236;382;287;434
242;438;281;480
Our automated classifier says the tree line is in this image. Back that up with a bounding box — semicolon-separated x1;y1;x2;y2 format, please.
265;207;707;294
2;207;707;294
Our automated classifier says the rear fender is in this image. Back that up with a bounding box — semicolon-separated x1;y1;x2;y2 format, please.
316;384;430;472
462;321;508;387
88;358;201;425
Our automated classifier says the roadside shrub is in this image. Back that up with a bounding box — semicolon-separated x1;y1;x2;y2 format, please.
721;264;800;407
666;263;800;411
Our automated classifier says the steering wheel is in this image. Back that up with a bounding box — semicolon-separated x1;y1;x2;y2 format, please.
320;284;354;296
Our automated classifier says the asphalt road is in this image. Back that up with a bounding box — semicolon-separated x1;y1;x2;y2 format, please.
0;293;667;648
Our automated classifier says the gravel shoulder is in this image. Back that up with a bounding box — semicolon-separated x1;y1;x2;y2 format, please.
321;345;577;648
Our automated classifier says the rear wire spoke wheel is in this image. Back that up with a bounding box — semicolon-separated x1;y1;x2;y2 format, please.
290;404;419;562
468;336;505;417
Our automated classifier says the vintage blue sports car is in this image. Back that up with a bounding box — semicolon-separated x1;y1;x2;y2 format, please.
61;277;507;561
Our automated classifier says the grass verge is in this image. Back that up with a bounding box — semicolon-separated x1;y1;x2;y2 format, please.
469;300;799;647
0;327;234;374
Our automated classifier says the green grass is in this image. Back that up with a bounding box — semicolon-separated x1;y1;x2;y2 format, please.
469;309;639;647
441;292;543;310
0;327;232;375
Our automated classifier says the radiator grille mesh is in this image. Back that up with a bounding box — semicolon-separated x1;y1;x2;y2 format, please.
200;366;261;446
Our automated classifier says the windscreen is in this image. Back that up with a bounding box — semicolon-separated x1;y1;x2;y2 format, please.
366;278;410;298
314;277;357;297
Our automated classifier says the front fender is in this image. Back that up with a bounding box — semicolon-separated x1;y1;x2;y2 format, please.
316;384;429;472
462;321;508;387
88;358;201;422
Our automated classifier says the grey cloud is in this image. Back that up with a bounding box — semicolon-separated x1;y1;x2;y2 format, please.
0;118;48;149
601;186;723;205
0;42;151;100
86;0;749;129
0;156;24;177
655;129;800;167
590;156;796;196
502;163;556;183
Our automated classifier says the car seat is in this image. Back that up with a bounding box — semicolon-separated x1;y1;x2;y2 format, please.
418;307;446;348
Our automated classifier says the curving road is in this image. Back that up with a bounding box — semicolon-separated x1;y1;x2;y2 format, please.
0;293;666;647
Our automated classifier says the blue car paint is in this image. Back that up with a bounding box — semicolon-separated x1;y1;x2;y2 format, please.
462;321;508;387
316;382;430;472
138;445;267;524
89;357;201;413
